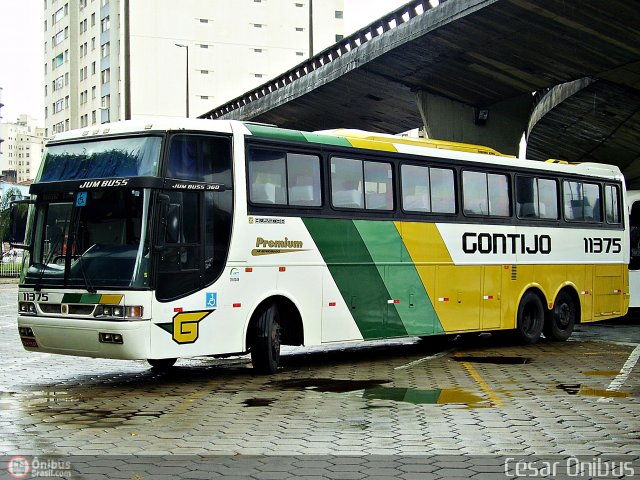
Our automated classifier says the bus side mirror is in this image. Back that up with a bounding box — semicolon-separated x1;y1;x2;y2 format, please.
165;204;181;244
7;199;32;249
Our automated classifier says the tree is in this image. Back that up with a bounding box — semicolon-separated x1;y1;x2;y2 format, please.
0;187;24;246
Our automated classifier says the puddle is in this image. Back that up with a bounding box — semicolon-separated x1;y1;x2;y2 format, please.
270;378;488;408
363;387;487;407
6;390;164;427
582;370;620;377
243;398;275;407
556;383;630;398
453;356;532;365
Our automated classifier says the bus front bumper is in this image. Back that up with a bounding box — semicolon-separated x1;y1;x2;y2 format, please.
17;316;151;360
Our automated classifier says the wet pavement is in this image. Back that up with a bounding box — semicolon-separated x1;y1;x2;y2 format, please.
1;282;640;478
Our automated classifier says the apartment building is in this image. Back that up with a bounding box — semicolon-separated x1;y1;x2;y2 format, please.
0;115;46;184
43;0;344;136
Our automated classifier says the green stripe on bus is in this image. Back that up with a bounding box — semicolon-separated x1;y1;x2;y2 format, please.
353;220;443;336
303;218;407;339
61;293;101;304
244;124;307;143
302;132;352;147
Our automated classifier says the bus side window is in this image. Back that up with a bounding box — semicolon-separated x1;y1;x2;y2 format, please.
167;134;232;185
331;157;364;209
605;184;621;224
248;149;287;205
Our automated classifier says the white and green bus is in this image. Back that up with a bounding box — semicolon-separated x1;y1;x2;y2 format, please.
12;119;629;373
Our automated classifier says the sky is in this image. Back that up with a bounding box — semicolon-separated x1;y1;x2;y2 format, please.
0;0;407;127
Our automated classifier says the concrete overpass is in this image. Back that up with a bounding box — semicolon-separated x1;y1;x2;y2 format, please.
200;0;640;169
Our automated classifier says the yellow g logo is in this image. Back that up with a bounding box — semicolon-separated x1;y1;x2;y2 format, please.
172;311;211;344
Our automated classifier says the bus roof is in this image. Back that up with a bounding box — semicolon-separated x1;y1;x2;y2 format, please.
46;118;624;182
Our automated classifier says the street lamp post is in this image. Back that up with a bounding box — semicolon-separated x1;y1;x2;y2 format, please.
175;43;190;118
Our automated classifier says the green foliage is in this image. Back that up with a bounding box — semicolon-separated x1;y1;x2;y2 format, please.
0;187;23;244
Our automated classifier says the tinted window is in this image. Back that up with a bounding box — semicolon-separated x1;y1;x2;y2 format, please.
248;148;321;206
40;136;162;182
605;184;621;224
463;171;509;216
563;181;601;222
331;157;392;210
516;176;559;220
167;134;232;185
401;164;455;214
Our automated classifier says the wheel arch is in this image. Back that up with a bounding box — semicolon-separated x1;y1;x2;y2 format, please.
551;283;582;324
516;284;549;316
245;294;304;351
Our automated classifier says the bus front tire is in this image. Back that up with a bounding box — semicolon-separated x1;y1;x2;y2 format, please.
147;358;177;370
250;304;281;374
515;291;545;345
544;291;576;341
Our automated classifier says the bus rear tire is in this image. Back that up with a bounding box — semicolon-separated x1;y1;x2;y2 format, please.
147;358;177;370
515;291;545;345
250;304;281;374
544;290;576;341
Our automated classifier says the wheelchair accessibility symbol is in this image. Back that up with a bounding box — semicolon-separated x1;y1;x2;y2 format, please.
206;292;217;308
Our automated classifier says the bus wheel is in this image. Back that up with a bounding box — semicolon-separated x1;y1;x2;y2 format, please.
250;304;281;374
515;291;545;345
544;291;576;341
147;358;177;370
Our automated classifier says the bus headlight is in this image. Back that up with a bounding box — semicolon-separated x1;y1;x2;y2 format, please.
94;305;143;319
19;302;36;315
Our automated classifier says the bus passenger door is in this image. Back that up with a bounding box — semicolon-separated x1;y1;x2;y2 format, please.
481;266;502;329
434;265;481;332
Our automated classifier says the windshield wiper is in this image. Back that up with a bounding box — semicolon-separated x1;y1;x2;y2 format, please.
33;225;65;291
70;206;96;294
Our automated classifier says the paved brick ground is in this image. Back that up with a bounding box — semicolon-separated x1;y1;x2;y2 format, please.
1;282;639;478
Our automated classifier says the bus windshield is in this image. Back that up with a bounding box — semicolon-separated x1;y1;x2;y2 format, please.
38;136;162;182
25;188;152;289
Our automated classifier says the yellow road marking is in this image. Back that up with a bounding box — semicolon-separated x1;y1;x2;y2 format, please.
455;353;503;407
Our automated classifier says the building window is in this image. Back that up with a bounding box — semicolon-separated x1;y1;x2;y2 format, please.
335;10;343;18
254;23;263;28
296;27;304;32
52;53;63;69
101;16;110;32
199;18;208;23
200;70;209;74
336;34;344;41
199;44;209;48
101;42;110;58
101;68;110;84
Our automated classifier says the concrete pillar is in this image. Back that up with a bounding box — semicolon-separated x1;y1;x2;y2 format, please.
415;90;533;156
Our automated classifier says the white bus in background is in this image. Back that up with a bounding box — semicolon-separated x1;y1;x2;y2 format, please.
628;190;640;307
